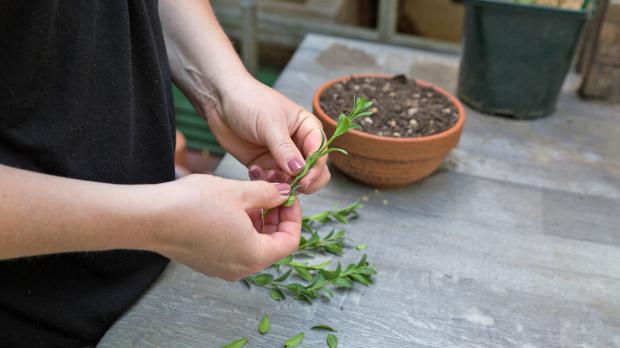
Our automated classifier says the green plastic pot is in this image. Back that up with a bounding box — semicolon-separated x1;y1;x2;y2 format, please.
457;0;590;119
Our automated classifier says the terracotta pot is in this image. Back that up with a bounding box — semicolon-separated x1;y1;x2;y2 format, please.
312;74;466;187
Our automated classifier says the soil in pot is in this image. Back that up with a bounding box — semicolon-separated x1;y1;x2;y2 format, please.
319;75;458;138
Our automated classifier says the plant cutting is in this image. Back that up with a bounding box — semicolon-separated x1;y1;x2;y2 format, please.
314;74;466;187
245;200;376;303
280;97;374;207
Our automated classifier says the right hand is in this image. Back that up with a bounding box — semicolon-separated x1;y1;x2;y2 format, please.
144;174;301;281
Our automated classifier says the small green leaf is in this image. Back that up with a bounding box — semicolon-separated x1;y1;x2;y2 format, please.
254;274;274;286
274;256;293;267
325;244;343;255
284;332;304;347
307;274;328;291
333;114;351;138
308;260;331;270
274;269;293;283
220;337;248;348
286;283;305;294
350;273;370;286
270;288;285;301
311;325;337;332
333;277;353;289
259;314;270;334
355;244;368;251
294;266;313;281
325;147;349;155
327;333;338;348
356;254;368;268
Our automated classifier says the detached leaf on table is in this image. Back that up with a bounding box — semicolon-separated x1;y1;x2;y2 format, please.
258;314;270;334
284;332;305;347
220;337;248;348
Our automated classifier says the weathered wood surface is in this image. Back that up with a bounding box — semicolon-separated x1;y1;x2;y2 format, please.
99;34;620;347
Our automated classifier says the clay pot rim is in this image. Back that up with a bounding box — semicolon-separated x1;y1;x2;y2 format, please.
312;73;466;144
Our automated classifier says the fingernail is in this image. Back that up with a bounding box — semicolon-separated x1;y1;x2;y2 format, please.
287;158;305;174
273;183;291;196
249;167;261;180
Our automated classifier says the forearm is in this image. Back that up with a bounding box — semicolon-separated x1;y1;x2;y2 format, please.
0;164;158;260
159;0;248;115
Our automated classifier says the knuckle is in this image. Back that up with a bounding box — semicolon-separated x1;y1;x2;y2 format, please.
274;140;298;157
256;181;277;199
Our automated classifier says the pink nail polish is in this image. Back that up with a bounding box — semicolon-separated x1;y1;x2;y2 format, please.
249;167;261;180
273;183;291;195
287;158;304;174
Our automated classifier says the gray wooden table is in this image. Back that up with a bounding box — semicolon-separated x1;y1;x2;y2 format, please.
99;34;620;348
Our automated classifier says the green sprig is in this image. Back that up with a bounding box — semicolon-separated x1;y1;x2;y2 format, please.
282;97;374;207
244;254;376;303
301;200;362;232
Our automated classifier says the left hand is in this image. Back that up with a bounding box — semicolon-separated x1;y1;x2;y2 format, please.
203;75;330;194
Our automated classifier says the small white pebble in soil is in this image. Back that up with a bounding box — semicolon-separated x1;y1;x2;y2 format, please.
362;195;369;202
413;93;421;98
393;132;401;137
409;119;419;128
443;108;452;114
352;85;360;91
388;119;397;127
377;131;383;136
370;107;379;113
407;108;418;116
383;199;389;205
389;92;396;97
407;129;413;134
362;117;373;124
427;92;433;97
429;120;434;124
381;83;391;92
332;93;338;100
334;83;343;90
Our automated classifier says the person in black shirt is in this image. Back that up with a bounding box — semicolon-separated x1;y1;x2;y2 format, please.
0;1;330;347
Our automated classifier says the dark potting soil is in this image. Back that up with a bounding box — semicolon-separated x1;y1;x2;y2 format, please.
319;75;458;138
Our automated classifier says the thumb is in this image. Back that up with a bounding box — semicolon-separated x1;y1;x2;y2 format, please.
237;180;291;209
263;124;306;176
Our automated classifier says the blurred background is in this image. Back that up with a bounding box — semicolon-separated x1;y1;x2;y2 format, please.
174;0;619;175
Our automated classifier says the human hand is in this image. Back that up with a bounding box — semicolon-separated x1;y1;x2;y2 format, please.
145;174;301;281
203;74;330;194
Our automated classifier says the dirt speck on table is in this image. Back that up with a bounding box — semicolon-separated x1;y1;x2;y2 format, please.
319;75;458;138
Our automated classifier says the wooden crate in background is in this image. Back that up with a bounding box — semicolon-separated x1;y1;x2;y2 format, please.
580;0;620;102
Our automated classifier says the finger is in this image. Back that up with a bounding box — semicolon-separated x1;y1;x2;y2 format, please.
247;208;264;232
300;165;331;194
263;120;306;176
256;200;302;263
299;119;325;158
263;205;280;227
248;165;292;185
237;180;290;209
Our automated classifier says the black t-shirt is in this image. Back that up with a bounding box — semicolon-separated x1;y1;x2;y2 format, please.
0;1;175;346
